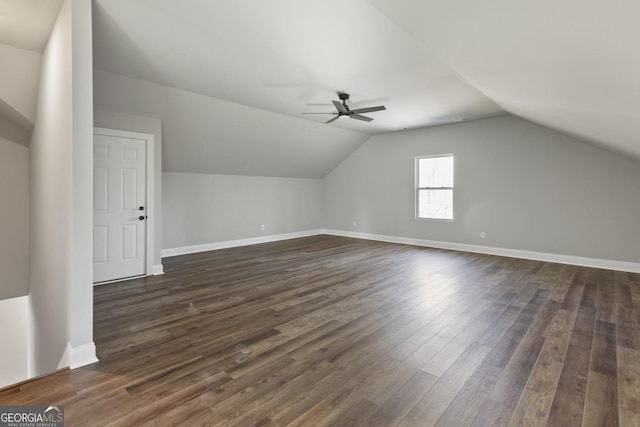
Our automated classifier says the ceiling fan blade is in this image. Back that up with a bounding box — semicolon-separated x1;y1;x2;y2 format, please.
301;112;334;114
332;100;348;114
325;115;340;124
350;114;374;122
349;105;386;115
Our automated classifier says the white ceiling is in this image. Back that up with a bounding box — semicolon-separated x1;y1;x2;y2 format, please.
368;0;640;162
94;69;370;178
92;0;504;135
91;0;640;165
0;0;63;52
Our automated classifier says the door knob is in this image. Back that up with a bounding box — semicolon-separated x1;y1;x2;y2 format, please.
139;215;146;220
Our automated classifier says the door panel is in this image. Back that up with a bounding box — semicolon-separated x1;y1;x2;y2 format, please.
93;134;146;283
121;224;138;260
93;168;109;211
122;168;138;209
93;227;108;264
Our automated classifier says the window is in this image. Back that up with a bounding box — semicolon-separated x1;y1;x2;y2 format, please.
416;155;454;220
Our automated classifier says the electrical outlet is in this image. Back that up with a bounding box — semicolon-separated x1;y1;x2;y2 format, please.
480;231;486;239
352;221;357;227
261;224;265;231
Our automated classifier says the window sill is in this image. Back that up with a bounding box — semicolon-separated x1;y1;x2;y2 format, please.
415;217;454;223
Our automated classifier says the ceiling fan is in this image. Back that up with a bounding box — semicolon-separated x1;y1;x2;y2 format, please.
302;93;386;124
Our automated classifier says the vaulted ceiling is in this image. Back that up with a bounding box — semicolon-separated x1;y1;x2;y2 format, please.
92;0;504;135
91;0;640;174
6;1;639;177
368;0;640;163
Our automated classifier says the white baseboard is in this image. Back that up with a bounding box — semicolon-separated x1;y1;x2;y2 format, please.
68;342;98;369
160;228;640;273
152;264;164;275
324;229;640;273
162;229;325;258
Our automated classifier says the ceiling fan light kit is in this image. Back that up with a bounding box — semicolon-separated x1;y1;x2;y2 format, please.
302;93;386;124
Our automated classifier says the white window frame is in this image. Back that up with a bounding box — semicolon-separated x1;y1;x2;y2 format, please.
415;154;454;221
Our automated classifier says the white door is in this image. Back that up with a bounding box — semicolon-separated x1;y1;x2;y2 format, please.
93;133;147;283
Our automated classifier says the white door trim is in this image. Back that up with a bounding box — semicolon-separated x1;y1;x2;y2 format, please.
93;127;155;279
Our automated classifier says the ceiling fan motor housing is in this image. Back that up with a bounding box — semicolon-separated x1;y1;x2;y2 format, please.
302;92;384;123
338;93;350;112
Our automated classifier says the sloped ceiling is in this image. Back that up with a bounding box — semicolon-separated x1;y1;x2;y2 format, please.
92;0;640;178
0;0;63;52
368;0;640;163
0;0;63;144
94;69;369;178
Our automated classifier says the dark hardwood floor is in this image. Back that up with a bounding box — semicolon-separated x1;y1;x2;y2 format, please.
2;235;639;426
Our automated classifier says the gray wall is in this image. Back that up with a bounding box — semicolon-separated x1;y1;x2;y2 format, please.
163;172;323;250
0;296;28;388
324;115;640;263
68;0;95;362
0;137;29;300
29;0;73;376
94;109;163;268
29;0;95;377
